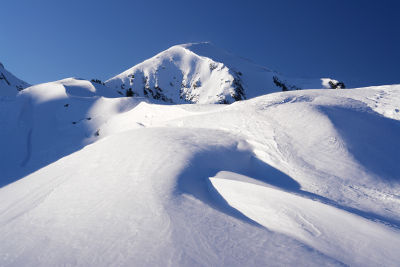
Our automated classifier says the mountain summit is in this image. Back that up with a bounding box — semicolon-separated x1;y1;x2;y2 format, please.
106;42;341;104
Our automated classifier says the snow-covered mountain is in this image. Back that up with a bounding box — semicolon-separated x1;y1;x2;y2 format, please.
0;43;399;266
106;42;342;104
0;62;30;97
1;79;400;266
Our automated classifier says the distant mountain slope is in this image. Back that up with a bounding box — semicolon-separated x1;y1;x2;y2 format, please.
0;62;30;97
106;42;342;104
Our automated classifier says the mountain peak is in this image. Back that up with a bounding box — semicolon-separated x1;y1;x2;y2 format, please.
177;41;218;52
105;43;341;104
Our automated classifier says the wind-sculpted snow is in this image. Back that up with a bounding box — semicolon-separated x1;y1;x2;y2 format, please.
0;128;344;266
106;42;339;104
0;82;400;266
210;172;400;266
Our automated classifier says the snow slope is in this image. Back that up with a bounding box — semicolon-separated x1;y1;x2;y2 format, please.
1;82;400;266
0;62;30;97
106;43;340;104
0;77;128;186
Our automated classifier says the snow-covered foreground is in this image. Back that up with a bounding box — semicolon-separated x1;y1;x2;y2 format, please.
1;81;400;266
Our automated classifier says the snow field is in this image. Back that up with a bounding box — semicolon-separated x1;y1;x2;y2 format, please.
0;76;399;266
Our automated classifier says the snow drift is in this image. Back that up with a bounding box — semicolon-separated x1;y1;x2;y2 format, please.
1;79;400;266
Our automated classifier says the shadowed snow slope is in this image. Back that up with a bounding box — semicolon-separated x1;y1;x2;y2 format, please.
0;78;135;186
1;82;400;266
106;42;339;104
0;62;30;97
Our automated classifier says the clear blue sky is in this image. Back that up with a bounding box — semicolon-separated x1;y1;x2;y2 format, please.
1;0;399;87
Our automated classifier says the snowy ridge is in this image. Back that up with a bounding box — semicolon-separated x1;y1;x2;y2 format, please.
1;82;400;266
0;62;30;97
106;43;340;104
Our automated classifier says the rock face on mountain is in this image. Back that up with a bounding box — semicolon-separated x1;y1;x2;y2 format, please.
106;42;341;104
0;62;30;97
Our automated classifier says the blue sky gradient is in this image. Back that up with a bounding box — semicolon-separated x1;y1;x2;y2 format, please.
1;0;399;87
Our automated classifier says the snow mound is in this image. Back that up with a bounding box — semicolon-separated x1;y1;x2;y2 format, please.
0;78;139;186
20;78;120;102
106;43;340;104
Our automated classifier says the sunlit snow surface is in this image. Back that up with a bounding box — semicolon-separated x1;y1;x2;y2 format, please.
1;78;400;266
